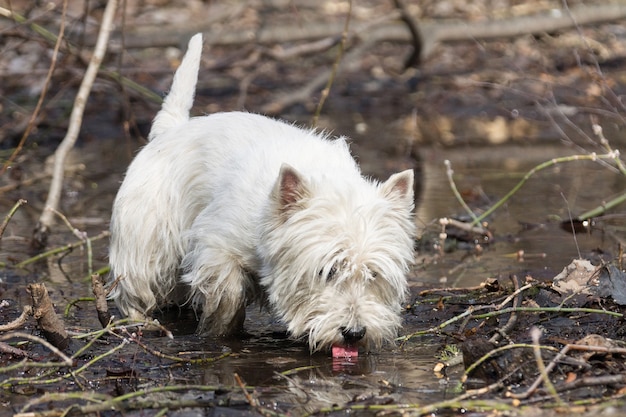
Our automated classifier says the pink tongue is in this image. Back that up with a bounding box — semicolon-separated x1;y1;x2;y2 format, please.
332;344;359;359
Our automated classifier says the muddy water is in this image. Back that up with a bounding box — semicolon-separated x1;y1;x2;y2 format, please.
1;125;624;413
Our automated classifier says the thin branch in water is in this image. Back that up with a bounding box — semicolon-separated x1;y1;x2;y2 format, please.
0;331;73;366
471;306;623;320
470;151;622;227
440;217;491;239
574;191;626;221
443;160;482;227
116;326;233;365
262;36;341;60
46;207;93;276
0;198;27;240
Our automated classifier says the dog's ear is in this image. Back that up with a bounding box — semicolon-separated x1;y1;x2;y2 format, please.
273;164;309;214
381;169;414;206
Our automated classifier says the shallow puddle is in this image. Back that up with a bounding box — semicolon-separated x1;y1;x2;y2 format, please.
414;144;624;288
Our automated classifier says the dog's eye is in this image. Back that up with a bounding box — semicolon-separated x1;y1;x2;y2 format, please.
328;265;338;280
319;265;337;281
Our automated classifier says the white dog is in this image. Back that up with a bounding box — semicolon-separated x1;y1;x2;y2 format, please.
108;33;415;356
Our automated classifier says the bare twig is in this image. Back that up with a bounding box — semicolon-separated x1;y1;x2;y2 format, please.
234;373;279;417
444;160;481;226
530;327;564;406
32;0;118;249
439;217;490;238
0;305;33;332
0;199;27;240
15;230;109;269
489;275;525;344
509;341;626;400
0;4;60;44
261;36;342;60
118;327;232;365
16;384;226;416
0;165;85;195
592;123;626;176
46;207;93;276
471;306;623;320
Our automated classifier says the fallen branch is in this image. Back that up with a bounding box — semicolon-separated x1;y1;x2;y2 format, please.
73;3;626;65
0;341;29;358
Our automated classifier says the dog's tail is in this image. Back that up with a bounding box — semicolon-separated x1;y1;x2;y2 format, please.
148;33;203;141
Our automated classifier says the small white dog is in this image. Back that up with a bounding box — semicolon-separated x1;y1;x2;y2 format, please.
108;33;415;356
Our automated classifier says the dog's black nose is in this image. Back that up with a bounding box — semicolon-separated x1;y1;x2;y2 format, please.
341;326;366;344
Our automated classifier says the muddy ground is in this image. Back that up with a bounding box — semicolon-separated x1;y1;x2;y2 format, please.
2;0;626;416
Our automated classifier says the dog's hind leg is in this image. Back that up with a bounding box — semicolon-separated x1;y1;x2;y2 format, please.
181;247;251;336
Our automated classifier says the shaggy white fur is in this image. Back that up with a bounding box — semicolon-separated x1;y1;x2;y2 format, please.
108;33;416;353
